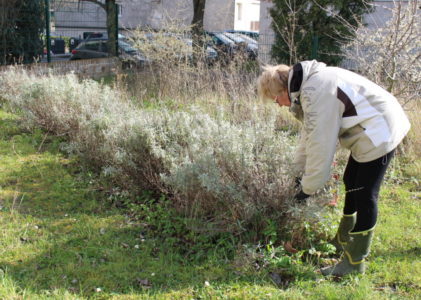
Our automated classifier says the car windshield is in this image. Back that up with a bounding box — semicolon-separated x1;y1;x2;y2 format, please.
223;32;248;44
214;33;235;45
235;33;258;44
80;41;101;51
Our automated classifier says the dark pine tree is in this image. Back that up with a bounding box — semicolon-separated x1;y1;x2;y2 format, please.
0;0;44;64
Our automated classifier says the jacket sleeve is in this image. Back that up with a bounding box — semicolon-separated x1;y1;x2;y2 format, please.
292;128;307;176
299;83;342;195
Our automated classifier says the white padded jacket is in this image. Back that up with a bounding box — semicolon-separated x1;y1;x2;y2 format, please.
288;60;411;195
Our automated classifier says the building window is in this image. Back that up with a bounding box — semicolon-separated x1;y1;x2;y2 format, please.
237;3;242;21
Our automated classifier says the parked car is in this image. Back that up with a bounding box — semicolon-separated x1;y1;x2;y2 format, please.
206;32;236;48
224;30;259;41
221;32;258;60
227;32;259;46
205;31;237;61
183;39;218;64
69;38;148;66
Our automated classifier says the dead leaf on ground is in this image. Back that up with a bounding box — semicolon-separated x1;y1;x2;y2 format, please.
284;241;298;254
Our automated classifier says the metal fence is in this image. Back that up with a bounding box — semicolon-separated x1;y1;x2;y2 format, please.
0;0;119;65
257;30;275;64
46;0;119;63
1;0;274;67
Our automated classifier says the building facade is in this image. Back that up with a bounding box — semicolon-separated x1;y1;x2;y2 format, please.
51;0;236;39
121;0;235;32
234;0;260;32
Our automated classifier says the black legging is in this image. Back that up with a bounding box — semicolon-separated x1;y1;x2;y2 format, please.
343;149;395;232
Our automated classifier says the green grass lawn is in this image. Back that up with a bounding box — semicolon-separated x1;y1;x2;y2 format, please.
0;109;420;299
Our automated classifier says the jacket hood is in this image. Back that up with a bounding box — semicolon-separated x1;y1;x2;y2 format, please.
288;60;326;104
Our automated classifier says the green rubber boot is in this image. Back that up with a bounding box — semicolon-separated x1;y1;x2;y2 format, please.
321;228;374;277
329;213;357;253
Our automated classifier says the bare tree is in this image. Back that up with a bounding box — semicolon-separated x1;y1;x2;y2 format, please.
191;0;206;64
342;0;420;107
270;0;371;65
271;0;308;65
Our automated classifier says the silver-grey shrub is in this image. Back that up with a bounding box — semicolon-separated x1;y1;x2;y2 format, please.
0;69;301;234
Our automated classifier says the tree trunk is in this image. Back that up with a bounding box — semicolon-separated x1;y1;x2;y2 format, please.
192;0;206;64
106;0;117;57
79;0;117;57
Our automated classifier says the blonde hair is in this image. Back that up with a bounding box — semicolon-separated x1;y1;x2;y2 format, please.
257;64;290;102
